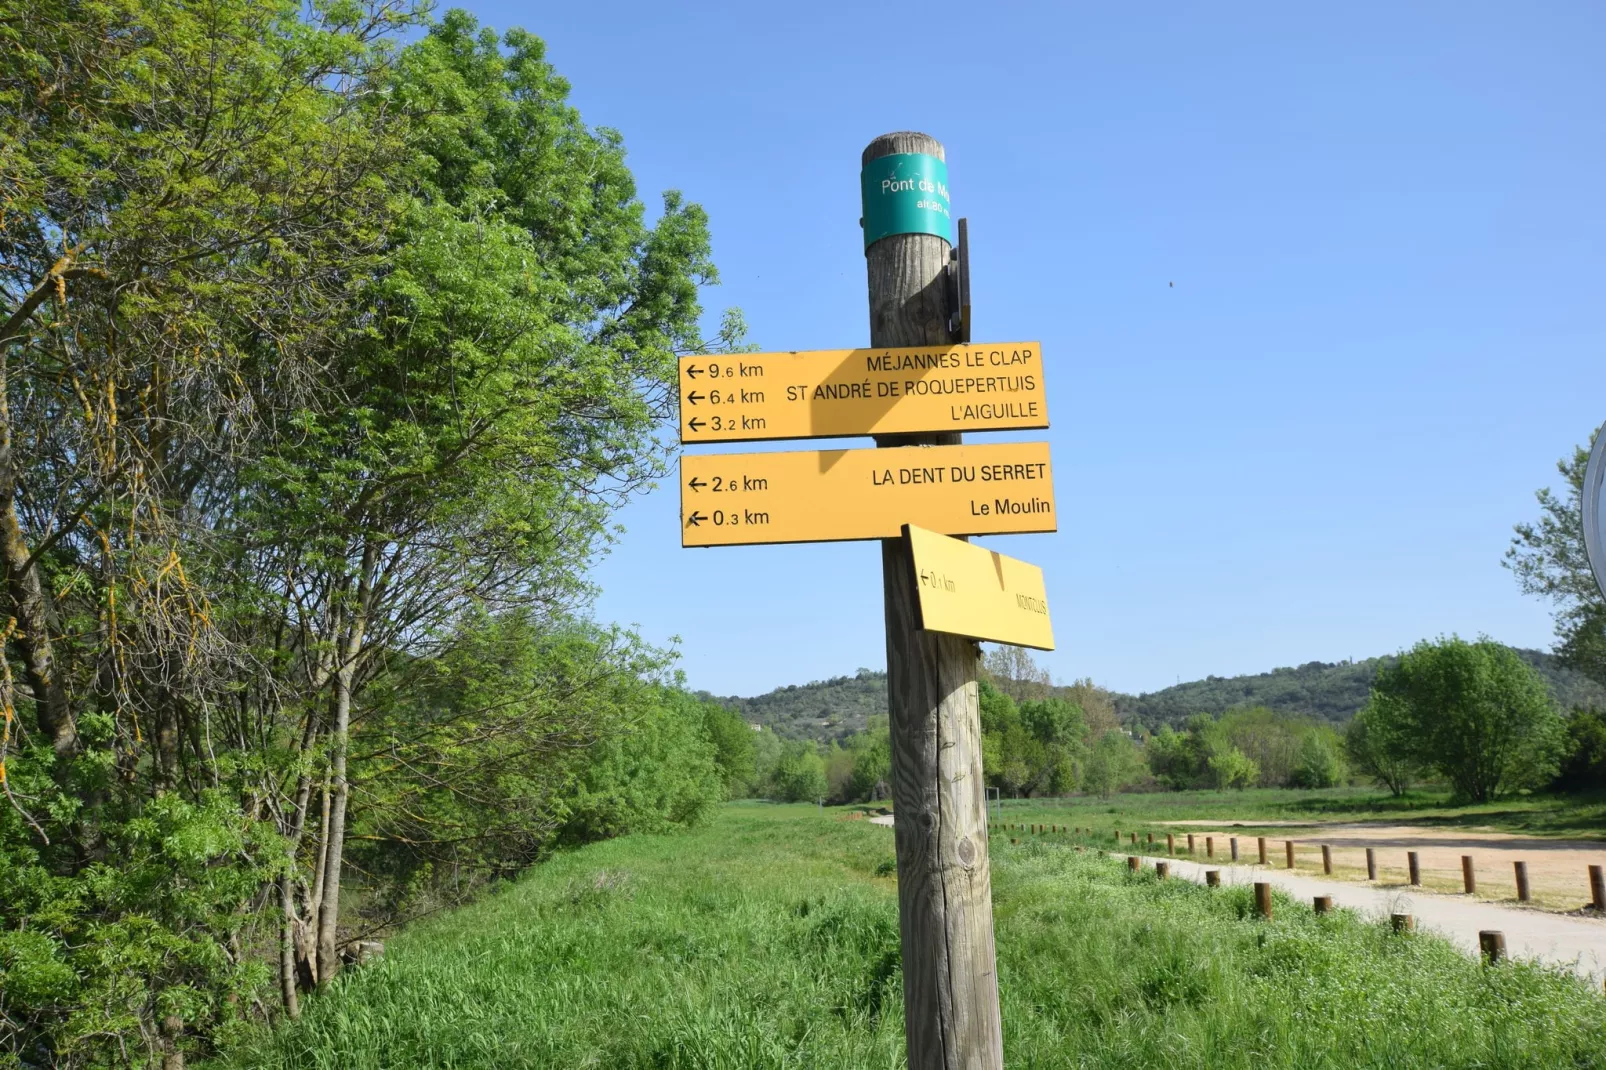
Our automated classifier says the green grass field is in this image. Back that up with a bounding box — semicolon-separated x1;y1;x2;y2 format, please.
220;803;1606;1069
982;786;1606;839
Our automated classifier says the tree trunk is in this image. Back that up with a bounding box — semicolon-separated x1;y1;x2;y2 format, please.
315;544;375;985
0;352;75;756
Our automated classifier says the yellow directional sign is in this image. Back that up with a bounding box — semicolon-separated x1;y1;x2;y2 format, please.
678;342;1047;443
904;525;1054;650
681;442;1056;547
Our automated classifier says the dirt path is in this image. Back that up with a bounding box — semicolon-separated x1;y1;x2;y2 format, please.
1159;822;1606;910
870;815;1606;984
1133;852;1606;985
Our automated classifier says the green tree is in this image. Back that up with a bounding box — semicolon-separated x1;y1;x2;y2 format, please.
1084;731;1145;797
1207;746;1260;790
1506;436;1606;685
701;700;757;797
771;740;829;802
1288;731;1345;789
1372;637;1565;802
1554;708;1606;792
1345;694;1419;795
844;717;892;802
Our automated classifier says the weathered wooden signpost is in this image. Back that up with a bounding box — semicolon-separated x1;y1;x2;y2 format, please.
677;131;1052;1068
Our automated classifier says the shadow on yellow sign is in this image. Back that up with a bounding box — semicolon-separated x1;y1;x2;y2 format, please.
904;524;1054;650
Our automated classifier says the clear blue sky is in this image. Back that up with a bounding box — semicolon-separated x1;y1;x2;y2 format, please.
467;1;1604;698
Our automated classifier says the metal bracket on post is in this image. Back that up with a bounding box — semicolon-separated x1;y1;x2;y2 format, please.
947;217;971;344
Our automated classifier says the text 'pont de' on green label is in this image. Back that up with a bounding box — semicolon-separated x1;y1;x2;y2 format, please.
860;152;952;248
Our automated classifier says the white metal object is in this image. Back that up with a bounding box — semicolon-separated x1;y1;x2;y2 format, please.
1582;423;1606;602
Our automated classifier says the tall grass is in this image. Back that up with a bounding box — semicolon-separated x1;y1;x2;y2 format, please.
219;803;1606;1068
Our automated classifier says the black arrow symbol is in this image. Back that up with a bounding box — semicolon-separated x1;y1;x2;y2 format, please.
686;391;704;405
686;511;706;527
687;476;707;492
688;417;706;432
685;365;703;379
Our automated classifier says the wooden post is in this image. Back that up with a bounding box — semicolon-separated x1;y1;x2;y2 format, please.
1258;837;1268;865
1513;860;1530;902
1230;837;1239;861
1366;848;1377;881
1407;851;1420;886
1167;833;1175;854
1155;862;1170;880
1285;841;1295;869
1206;870;1221;887
1391;913;1414;933
1128;855;1140;872
1590;865;1606;910
1479;930;1506;964
1254;882;1273;919
1114;829;1120;844
1147;832;1154;846
1130;832;1137;845
867;131;1002;1069
1313;895;1332;915
1206;836;1214;858
1187;833;1195;854
1462;855;1476;895
1322;845;1332;875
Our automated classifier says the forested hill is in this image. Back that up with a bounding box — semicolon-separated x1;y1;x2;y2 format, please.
1115;650;1606;730
710;648;1606;742
701;669;887;741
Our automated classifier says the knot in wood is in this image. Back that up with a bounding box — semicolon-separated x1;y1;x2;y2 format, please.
957;837;975;867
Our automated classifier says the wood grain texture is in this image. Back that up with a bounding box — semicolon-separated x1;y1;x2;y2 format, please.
865;131;1003;1070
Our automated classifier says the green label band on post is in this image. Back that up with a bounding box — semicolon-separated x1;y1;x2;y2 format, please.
861;152;952;248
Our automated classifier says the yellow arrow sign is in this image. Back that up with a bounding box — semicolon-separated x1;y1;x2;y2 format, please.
678;342;1047;443
904;524;1054;650
681;442;1055;547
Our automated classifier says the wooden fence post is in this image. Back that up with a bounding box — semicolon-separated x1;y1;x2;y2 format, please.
866;130;1001;1070
1230;837;1239;861
1322;845;1332;875
1513;860;1530;903
1156;862;1170;880
1314;895;1332;914
1206;836;1214;858
1187;833;1195;855
1366;848;1376;881
1408;851;1420;886
1391;913;1414;933
1254;882;1273;919
1479;931;1506;964
1590;865;1606;910
1285;841;1295;869
1206;870;1221;887
1128;855;1140;872
1147;832;1154;846
1462;855;1476;894
1167;833;1175;854
1258;837;1268;865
